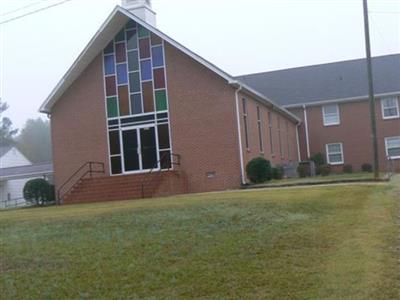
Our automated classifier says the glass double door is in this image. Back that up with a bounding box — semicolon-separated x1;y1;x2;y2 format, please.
122;126;158;173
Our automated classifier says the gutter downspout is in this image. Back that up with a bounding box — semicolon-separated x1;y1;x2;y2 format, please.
303;104;311;159
296;123;301;162
234;85;246;185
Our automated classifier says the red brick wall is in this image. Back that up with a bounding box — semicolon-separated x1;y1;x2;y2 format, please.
288;97;400;172
238;92;299;176
50;54;110;193
164;42;242;192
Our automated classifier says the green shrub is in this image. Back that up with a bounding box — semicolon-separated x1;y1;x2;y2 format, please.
361;163;373;172
246;157;272;184
272;166;284;180
297;164;310;178
343;164;353;173
319;164;331;176
23;179;55;206
310;152;325;166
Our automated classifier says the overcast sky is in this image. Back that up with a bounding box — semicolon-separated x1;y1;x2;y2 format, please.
1;0;399;129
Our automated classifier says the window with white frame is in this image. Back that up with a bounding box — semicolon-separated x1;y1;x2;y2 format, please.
322;104;340;126
381;97;399;119
326;143;344;165
385;136;400;159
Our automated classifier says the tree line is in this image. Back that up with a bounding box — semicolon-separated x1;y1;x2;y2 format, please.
1;99;52;164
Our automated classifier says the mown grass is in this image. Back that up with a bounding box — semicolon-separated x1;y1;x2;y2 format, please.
0;178;399;299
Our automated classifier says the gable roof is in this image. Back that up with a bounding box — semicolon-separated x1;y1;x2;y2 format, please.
0;146;13;158
237;54;400;107
39;6;300;123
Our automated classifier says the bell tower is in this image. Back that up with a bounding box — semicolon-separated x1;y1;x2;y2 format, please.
121;0;156;26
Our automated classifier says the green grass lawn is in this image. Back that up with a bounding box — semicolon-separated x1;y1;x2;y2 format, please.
1;178;399;299
258;172;376;187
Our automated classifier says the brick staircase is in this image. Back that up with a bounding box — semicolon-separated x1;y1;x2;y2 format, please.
62;171;187;205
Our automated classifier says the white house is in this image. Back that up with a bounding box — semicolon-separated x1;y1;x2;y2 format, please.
0;146;53;209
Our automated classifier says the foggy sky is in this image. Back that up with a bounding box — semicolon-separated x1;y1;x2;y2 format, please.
1;0;399;129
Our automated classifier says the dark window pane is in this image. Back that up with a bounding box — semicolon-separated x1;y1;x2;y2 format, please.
126;19;136;29
126;30;138;50
142;81;154;112
107;97;118;118
140;59;152;81
159;150;171;169
155;90;167;111
109;131;121;155
118;85;130;116
138;25;150;38
153;68;165;89
111;156;122;174
115;43;126;63
104;41;114;54
128;50;139;71
129;72;141;93
122;129;140;171
151;33;162;46
116;64;128;85
130;93;143;115
105;76;117;96
152;46;164;67
140;127;157;169
139;38;151;59
115;29;125;42
158;124;170;149
104;55;115;75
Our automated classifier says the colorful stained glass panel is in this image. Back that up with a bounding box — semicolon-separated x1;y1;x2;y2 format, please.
138;25;150;38
118;86;130;116
153;68;165;89
129;72;141;93
142;81;154;112
126;19;136;29
107;97;119;118
104;41;114;54
140;60;152;81
139;38;151;59
115;43;126;63
128;50;139;71
130;93;143;115
155;90;167;111
105;76;117;96
117;64;128;85
104;55;115;75
126;30;138;50
152;46;164;67
151;33;162;46
115;29;125;42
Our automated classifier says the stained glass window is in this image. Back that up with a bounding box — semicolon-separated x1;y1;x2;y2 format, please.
107;97;119;118
104;42;114;54
115;43;126;63
140;59;152;81
153;68;165;89
105;76;117;96
104;55;115;75
126;30;138;50
155;90;167;111
142;81;154;112
118;86;130;116
115;29;125;42
138;25;150;38
139;38;151;59
152;46;164;67
117;64;128;85
128;50;139;72
130;93;143;115
129;72;141;93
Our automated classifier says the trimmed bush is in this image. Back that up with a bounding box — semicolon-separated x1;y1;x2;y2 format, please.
361;163;373;172
319;164;331;176
310;152;325;166
23;179;55;206
343;164;353;173
272;166;284;180
246;157;272;184
297;164;310;178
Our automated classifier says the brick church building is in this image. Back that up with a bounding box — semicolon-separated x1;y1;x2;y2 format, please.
40;0;399;204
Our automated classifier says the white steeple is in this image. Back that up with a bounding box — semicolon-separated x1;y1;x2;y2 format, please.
121;0;156;26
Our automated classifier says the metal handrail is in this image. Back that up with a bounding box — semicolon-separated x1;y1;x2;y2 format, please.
57;161;105;204
141;153;181;198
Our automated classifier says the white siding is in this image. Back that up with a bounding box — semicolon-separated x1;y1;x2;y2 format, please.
0;147;31;168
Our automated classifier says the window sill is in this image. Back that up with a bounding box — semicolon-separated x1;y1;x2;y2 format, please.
388;156;400;160
382;115;400;120
328;162;344;166
323;123;341;127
